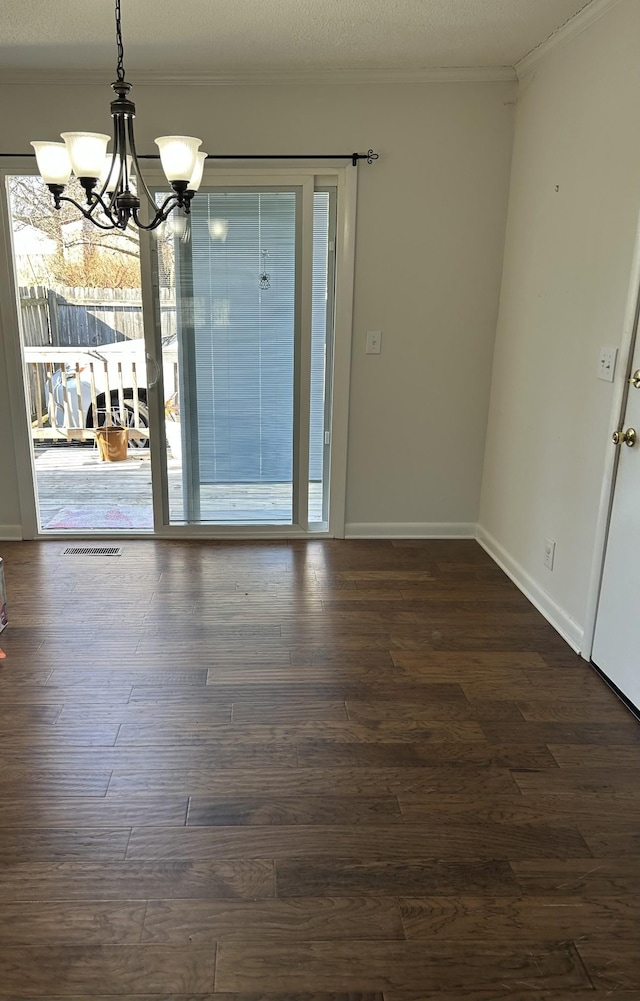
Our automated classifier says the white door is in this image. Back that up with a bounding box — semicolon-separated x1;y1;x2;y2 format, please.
592;326;640;709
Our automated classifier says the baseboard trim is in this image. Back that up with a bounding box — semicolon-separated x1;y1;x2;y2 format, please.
345;522;476;539
0;525;22;541
476;525;584;654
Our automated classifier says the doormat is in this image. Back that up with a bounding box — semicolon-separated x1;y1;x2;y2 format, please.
45;505;153;531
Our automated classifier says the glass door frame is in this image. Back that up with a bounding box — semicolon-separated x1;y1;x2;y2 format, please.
0;160;60;539
315;185;338;529
0;161;357;541
0;159;160;539
140;165;357;540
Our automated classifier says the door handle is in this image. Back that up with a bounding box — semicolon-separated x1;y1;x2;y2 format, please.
146;354;161;389
612;427;637;447
631;370;640;389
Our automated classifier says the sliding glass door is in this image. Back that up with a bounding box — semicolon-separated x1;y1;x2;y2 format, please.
147;177;336;531
0;161;354;540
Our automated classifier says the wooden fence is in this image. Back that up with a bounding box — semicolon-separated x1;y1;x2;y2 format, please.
20;285;145;347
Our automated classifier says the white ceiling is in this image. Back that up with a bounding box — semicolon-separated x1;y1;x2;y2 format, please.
0;0;594;78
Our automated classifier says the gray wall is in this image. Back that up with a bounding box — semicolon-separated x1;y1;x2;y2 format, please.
0;79;516;536
479;0;640;649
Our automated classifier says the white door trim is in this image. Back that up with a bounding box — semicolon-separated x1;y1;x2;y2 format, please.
581;201;640;660
328;165;358;538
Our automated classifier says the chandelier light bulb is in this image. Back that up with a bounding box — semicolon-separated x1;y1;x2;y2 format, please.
99;154;134;193
188;152;208;192
61;132;111;179
30;142;73;185
155;136;202;183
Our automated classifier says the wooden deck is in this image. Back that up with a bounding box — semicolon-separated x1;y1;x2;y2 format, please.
34;444;322;529
0;538;636;997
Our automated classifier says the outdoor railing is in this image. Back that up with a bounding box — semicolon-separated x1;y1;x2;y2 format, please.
23;347;178;443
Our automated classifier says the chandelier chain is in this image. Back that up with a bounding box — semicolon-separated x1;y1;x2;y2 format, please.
115;0;125;81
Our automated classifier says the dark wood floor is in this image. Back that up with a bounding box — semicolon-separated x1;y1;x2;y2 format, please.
0;538;637;999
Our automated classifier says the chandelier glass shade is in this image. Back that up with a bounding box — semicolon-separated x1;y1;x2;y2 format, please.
30;0;206;231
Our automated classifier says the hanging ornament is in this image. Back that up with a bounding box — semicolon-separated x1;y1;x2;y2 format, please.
259;250;271;290
257;193;271;289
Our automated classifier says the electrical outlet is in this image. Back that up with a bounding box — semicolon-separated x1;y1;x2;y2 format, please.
598;346;618;382
366;330;382;354
544;537;556;571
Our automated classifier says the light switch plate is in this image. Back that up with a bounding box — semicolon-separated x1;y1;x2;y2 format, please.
366;330;382;354
544;537;556;571
598;346;618;382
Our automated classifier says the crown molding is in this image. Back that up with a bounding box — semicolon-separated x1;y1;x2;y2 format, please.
0;65;516;88
516;0;624;78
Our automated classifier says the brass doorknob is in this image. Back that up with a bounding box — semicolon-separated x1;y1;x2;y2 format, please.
631;370;640;389
612;427;637;447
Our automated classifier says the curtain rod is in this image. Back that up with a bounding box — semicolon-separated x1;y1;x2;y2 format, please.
0;150;379;167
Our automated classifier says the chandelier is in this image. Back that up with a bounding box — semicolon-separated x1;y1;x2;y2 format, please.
30;0;206;231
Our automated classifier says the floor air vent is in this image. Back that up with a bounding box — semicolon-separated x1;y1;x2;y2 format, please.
62;547;123;556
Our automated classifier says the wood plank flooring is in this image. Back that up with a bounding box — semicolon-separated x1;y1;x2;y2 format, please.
0;538;637;999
